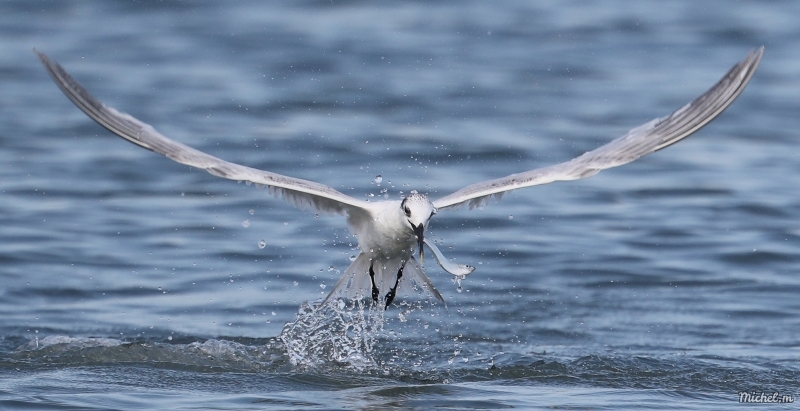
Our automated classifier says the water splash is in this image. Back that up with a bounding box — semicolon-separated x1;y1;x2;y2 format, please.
278;299;385;370
455;274;465;293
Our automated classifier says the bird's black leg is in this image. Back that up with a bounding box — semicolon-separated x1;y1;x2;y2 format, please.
384;260;406;309
369;263;379;305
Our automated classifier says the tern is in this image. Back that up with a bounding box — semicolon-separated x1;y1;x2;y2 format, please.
36;47;763;309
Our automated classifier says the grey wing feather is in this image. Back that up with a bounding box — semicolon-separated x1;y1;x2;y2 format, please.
434;47;764;210
36;49;368;215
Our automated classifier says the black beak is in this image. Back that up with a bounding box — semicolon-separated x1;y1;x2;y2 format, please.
411;222;425;263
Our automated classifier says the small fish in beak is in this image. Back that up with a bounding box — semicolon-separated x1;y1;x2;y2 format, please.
422;237;475;276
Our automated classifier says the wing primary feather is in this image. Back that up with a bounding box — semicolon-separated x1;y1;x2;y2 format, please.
434;47;763;210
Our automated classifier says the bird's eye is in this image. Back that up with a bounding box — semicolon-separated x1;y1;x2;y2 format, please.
404;206;411;217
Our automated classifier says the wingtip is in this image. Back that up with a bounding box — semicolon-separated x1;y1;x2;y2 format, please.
33;48;52;68
748;46;765;68
738;46;764;86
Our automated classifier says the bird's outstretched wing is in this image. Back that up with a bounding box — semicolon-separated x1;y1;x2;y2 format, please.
36;50;369;216
433;47;763;210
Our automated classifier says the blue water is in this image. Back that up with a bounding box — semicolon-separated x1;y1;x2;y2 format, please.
2;1;799;409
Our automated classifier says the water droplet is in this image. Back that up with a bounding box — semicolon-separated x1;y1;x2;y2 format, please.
293;281;298;286
373;175;383;185
320;283;326;289
167;336;172;341
242;219;250;228
349;255;357;261
271;311;276;316
258;239;266;249
508;215;513;220
249;209;255;215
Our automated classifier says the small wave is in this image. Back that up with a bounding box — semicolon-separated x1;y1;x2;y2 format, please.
11;335;287;372
17;335;122;350
8;332;799;393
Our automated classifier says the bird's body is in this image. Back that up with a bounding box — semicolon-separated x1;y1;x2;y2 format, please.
35;47;763;308
333;193;444;306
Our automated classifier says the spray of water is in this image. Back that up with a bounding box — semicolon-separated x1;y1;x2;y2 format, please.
278;299;386;370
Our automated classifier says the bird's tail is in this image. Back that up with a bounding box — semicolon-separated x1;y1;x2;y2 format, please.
322;253;444;307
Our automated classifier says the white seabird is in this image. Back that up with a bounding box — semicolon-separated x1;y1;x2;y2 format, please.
35;47;763;308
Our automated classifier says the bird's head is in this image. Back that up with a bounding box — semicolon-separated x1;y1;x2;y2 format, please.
400;191;437;263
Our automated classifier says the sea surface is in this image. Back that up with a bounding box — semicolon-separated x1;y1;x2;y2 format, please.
1;1;798;409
